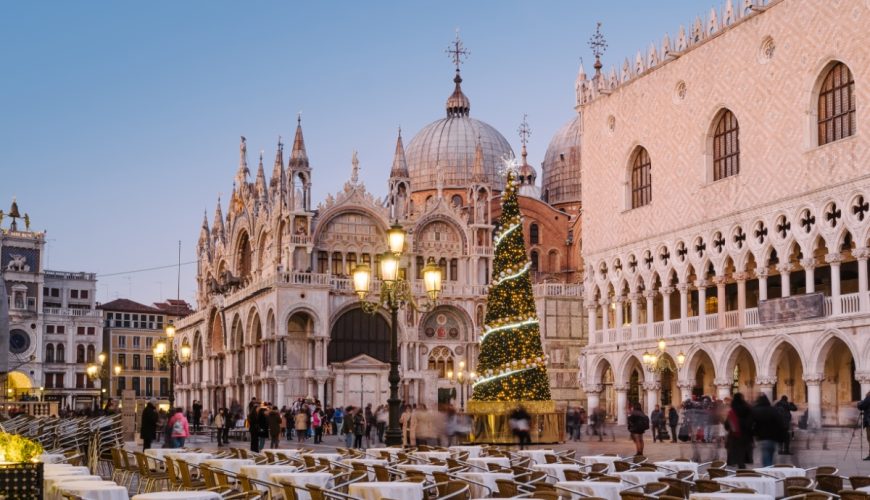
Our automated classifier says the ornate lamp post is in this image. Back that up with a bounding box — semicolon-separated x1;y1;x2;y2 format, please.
352;223;442;446
446;361;476;412
153;321;192;409
87;352;121;408
642;339;685;373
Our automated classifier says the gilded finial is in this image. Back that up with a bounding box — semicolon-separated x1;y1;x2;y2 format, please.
588;22;607;74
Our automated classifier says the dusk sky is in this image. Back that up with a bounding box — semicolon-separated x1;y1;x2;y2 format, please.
2;0;701;306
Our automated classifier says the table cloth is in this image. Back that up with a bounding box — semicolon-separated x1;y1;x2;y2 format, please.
654;460;700;478
859;486;870;493
516;449;556;464
614;470;665;486
556;480;624;500
532;463;583;482
239;464;299;488
395;463;448;479
755;466;805;497
348;481;425;500
132;493;222;500
44;474;103;494
366;447;402;458
409;451;451;461
456;471;512;498
466;456;511;470
269;471;332;500
40;453;68;464
52;480;128;500
44;466;92;477
580;455;622;473
304;452;342;462
201;458;256;475
261;448;303;455
448;445;483;458
166;452;214;466
713;476;777;498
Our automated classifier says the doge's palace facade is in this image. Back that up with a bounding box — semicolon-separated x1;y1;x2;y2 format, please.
578;0;870;427
173;59;586;412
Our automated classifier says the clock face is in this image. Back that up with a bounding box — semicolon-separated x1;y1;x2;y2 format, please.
9;329;30;354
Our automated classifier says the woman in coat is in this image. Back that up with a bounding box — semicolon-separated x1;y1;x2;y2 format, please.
168;408;190;448
400;405;416;447
140;398;158;450
724;393;754;468
295;408;309;443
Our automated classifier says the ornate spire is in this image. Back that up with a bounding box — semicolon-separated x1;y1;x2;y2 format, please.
212;196;225;237
289;113;309;169
390;128;409;178
237;136;249;179
255;151;268;202
588;22;607;77
199;210;210;248
445;29;471;118
517;115;536;186
270;136;284;188
350;150;360;184
518;114;531;164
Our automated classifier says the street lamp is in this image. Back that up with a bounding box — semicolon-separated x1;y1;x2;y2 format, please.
353;223;443;446
153;321;191;409
642;339;686;373
446;361;476;412
86;351;116;408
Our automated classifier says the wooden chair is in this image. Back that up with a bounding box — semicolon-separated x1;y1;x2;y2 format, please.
109;448;131;487
643;482;670;496
785;477;815;491
850;476;870;489
588;463;609;474
533;483;557;494
839;490;870;500
634;465;657;472
236;475;268;499
628;455;648;464
163;456;184;490
494;478;521;498
708;460;726;469
563;469;586;481
281;483;304;500
815;466;840;476
373;464;391;481
731;488;759;493
544;454;558;464
619;492;656;500
593;475;621;482
694;479;722;493
707;468;731;479
133;451;169;493
816;474;845;494
735;470;762;476
433;480;470;500
613;461;633;472
675;470;695;481
659;476;692;498
175;459;206;490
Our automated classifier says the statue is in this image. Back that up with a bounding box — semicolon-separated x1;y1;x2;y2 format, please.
350;150;360;184
294;187;304;211
6;255;29;272
23;213;30;231
0;210;4;228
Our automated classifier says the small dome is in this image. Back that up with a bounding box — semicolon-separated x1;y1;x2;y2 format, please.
406;72;513;193
541;115;582;206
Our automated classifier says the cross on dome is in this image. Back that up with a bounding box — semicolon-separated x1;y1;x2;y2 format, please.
518;114;531;147
446;28;470;72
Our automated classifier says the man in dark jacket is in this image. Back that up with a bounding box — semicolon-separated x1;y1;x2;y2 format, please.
668;406;679;443
248;403;260;452
752;394;785;467
140;398;158;450
858;391;870;460
192;400;203;434
774;395;798;454
627;403;649;456
650;405;664;443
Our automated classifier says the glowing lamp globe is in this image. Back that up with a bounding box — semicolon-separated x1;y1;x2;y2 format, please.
380;253;400;283
164;322;176;338
153;340;167;358
387;223;406;255
352;264;372;300
422;258;442;301
180;341;192;363
657;339;667;352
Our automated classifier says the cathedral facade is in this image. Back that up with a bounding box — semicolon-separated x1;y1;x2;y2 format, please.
172;62;585;412
578;0;870;427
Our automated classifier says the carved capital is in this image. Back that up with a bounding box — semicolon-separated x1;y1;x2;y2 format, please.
855;371;870;384
661;286;675;295
756;269;769;279
613;383;629;392
642;381;661;391
677;283;690;293
800;258;816;271
755;376;777;386
614;295;626;304
585;384;604;394
713;377;733;387
629;292;642;302
733;272;748;282
852;247;870;261
825;253;843;265
676;380;694;390
694;280;708;289
713;276;728;287
776;263;792;275
599;298;610;307
644;290;657;300
586;303;598;312
802;373;825;385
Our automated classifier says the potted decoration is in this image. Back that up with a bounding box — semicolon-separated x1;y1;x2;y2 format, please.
0;432;44;500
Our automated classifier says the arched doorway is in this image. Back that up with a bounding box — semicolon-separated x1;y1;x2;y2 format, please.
285;311;314;400
726;346;757;400
687;349;715;399
770;342;805;405
817;335;859;426
328;308;390;363
657;353;679;408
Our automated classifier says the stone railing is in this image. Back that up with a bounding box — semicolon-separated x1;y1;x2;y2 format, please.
43;307;101;318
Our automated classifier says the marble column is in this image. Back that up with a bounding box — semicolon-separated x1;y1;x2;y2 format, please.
696;280;707;329
801;258;816;294
629;292;640;339
715;277;727;329
276;381;285;408
615;385;629;425
585;384;602;413
857;372;870;401
757;270;768;301
777;264;792;298
714;378;732;400
586;304;597;344
600;298;610;331
826;253;842;315
804;373;824;428
677;283;689;334
615;296;625;339
645;290;656;337
735;273;747;328
677;380;694;404
853;248;869;312
756;376;776;401
661;287;674;333
643;381;661;413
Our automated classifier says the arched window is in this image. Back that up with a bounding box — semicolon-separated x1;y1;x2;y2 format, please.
438;258;448;280
76;344;85;363
415;256;425;279
56;343;65;362
427;346;454;378
630;148;652;208
236;232;252;278
530;250;539;272
328;308;390;363
86;345;95;363
451;194;463;207
713;110;740;180
529;223;540;245
45;344;55;363
449;259;458;281
818;62;855;145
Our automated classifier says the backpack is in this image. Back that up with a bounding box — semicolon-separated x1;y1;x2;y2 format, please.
172;419;184;435
633;414;650;433
312;412;321;427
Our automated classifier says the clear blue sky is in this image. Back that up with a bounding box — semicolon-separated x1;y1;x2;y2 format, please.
1;0;702;306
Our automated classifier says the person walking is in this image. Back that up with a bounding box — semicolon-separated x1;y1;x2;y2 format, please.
364;404;374;447
342;407;354;448
400;405;416;447
858;391;870;460
509;406;532;450
192;400;202;435
627;403;649;456
214;408;226;447
724;393;754;469
576;407;586;441
668;406;679;443
295;407;309;444
257;404;270;452
650;405;664;443
352;408;365;449
268;405;282;449
376;405;387;443
248;402;260;452
752;394;786;467
168;408;190;448
312;406;323;444
140;398;158;450
774;395;798;454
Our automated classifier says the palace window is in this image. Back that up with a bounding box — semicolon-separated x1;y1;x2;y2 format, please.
56;343;65;362
529;223;540;245
530;250;539;272
86;345;95;363
630;147;652;208
427;346;454;378
713;109;740;180
76;344;85;363
45;344;54;363
818;62;855;146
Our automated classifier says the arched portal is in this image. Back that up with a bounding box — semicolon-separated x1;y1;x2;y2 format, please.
686;349;715;398
725;346;758;399
657;352;679;408
328;309;390;363
770;341;805;405
817;335;860;426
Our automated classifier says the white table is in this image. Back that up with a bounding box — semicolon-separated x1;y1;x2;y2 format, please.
457;471;512;498
467;456;511;470
532;463;583;482
755;466;806;497
348;481;425;500
270;471;332;500
395;463;448;479
713;476;777;498
239;464;299;489
556;480;624;500
44;466;92;477
262;448;303;455
305;452;342;462
53;480;129;500
133;493;222;500
40;452;68;463
581;455;621;473
516;449;556;464
690;494;774;500
144;447;187;469
366;447;402;458
166;452;214;466
449;445;483;458
44;475;103;495
654;460;700;478
410;451;451;461
859;486;870;493
202;458;256;475
614;470;665;485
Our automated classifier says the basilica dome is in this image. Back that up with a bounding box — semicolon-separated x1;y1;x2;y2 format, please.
541;114;582;207
406;72;513;193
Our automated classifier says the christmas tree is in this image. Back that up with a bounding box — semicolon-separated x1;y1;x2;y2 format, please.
471;168;551;402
